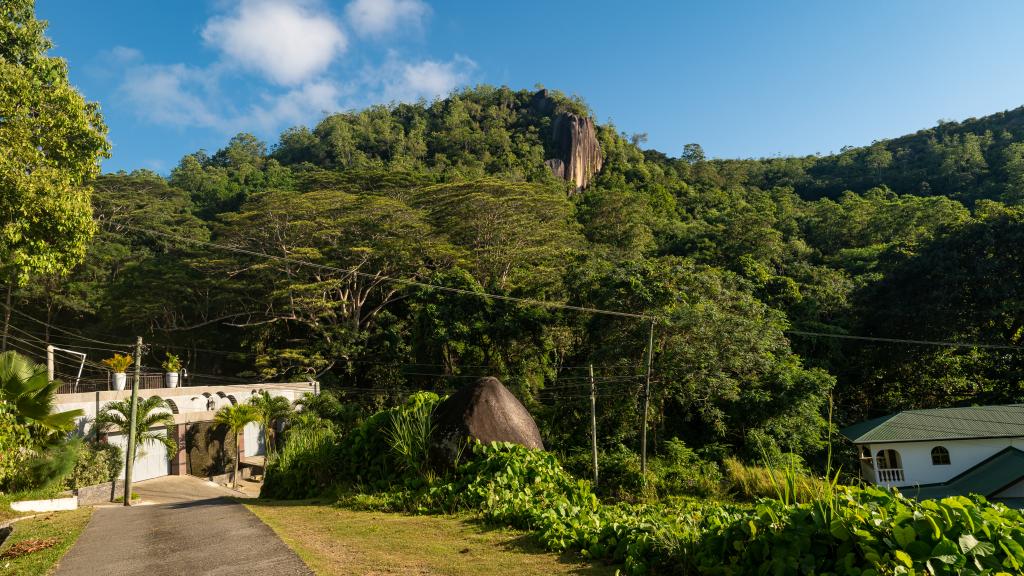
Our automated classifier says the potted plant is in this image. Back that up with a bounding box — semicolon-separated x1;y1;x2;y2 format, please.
162;353;182;388
102;353;133;391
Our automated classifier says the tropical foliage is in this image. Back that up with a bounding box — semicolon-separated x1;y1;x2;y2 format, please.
213;403;258;489
330;441;1024;576
248;390;292;459
93;396;177;462
0;351;82;434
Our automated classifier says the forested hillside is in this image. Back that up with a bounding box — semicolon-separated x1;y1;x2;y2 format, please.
10;85;1024;470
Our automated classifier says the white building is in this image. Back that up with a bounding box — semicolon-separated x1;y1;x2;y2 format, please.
55;382;313;483
843;404;1024;504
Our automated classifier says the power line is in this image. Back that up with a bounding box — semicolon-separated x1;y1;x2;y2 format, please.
787;329;1024;351
118;224;654;321
1;304;132;348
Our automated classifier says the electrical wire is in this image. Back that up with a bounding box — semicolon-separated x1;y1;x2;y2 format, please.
787;329;1024;351
0;304;133;347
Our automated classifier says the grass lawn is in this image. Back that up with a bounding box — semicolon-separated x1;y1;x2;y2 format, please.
0;508;92;576
247;500;618;576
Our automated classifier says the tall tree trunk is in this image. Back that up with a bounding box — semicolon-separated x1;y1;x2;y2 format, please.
234;432;241;490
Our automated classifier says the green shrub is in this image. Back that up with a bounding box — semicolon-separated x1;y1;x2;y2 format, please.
264;392;441;498
65;443;122;490
6;439;80;493
694;487;1024;575
0;401;31;491
649;438;722;498
261;424;340;499
592;444;645;499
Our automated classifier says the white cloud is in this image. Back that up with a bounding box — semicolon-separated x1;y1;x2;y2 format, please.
119;58;342;134
202;1;347;85
105;46;144;65
121;63;224;129
346;0;430;38
245;80;343;131
371;54;476;102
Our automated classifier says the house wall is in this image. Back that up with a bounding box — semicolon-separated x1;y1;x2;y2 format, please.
243;421;264;457
865;437;1024;487
55;382;310;482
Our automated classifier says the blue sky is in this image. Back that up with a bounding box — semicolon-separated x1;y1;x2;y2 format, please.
37;0;1024;173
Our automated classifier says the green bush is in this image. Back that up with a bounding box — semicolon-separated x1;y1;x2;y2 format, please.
593;444;645;500
694;487;1024;575
65;443;122;490
0;401;31;491
264;391;441;498
6;439;80;493
649;438;722;498
261;424;340;499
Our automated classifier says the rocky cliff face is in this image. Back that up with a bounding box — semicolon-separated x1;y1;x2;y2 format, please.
531;90;603;192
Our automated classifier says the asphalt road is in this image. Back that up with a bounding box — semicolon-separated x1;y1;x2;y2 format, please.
54;476;311;576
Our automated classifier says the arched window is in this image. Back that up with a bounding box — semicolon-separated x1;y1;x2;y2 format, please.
876;449;902;470
931;446;951;465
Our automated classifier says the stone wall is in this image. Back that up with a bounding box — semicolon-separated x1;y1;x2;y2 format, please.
74;479;125;505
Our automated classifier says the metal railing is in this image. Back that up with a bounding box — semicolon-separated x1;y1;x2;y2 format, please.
876;468;905;483
56;373;169;394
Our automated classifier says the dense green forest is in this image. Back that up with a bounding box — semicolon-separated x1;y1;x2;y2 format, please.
10;82;1024;471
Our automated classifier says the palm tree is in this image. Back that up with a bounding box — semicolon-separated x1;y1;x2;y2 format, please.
248;391;292;465
214;403;258;489
94;396;177;466
0;350;83;435
293;390;342;420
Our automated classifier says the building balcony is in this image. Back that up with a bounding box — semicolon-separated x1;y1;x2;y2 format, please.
876;468;904;483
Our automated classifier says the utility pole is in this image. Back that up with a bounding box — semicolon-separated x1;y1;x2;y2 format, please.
589;364;598;487
1;280;11;353
46;345;55;381
640;319;655;479
123;336;142;507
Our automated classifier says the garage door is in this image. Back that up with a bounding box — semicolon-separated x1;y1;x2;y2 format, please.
110;430;170;482
243;422;265;457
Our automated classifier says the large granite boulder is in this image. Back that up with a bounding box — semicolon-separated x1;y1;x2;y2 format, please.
430;377;544;466
531;89;604;193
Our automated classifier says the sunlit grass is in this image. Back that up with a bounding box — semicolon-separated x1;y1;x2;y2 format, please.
0;508;92;576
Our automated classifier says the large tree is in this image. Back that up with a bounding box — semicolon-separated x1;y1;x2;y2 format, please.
0;0;109;281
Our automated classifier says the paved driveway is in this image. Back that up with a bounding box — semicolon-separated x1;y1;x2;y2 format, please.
54;476;312;576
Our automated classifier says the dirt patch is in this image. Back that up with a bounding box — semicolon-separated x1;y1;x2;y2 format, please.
0;537;58;559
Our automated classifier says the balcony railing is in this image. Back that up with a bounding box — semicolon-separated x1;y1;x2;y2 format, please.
876;468;905;483
56;373;171;394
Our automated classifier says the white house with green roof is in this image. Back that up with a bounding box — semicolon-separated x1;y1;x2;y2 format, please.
842;404;1024;504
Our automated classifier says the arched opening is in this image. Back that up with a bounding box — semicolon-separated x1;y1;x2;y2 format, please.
226;394;238;406
165;399;180;414
875;449;904;482
931;446;951;465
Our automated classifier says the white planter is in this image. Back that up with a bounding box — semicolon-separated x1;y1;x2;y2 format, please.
113;372;127;391
164;372;179;388
11;496;78;513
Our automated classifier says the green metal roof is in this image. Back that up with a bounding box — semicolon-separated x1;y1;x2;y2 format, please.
841;404;1024;444
903;447;1024;500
